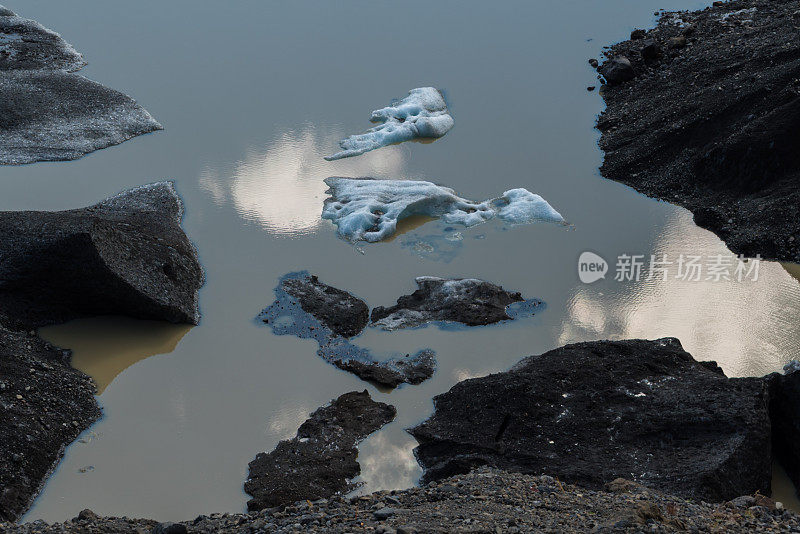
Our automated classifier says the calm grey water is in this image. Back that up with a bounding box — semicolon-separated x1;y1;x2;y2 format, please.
4;0;798;522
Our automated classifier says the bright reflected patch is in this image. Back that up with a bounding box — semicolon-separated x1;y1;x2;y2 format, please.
560;209;800;378
199;125;406;237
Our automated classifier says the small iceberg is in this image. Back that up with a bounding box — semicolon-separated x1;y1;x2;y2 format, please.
321;177;565;243
325;87;454;160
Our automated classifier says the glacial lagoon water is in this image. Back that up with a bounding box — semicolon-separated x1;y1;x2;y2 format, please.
4;0;799;522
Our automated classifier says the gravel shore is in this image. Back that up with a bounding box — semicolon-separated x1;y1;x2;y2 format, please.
5;468;799;533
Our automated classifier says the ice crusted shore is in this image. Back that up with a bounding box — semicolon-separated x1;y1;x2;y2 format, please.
0;4;161;165
325;87;454;160
322;177;565;242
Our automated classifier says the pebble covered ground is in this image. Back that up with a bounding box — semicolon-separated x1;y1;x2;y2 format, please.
4;468;800;533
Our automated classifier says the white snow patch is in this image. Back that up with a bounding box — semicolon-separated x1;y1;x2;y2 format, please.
720;7;757;22
325;87;454;160
322;178;564;242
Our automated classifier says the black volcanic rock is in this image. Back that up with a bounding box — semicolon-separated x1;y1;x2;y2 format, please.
370;277;525;330
768;369;800;498
0;183;203;522
410;338;772;502
595;0;800;262
259;272;436;388
0;5;161;164
332;350;436;388
281;274;369;338
0;325;100;522
245;391;396;511
0;182;204;329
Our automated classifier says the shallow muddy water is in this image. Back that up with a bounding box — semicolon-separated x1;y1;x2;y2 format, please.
5;0;799;522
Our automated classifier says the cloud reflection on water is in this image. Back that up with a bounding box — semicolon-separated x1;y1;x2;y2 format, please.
200;125;406;237
560;210;800;378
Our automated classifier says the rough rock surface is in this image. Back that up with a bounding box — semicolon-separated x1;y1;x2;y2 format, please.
0;326;100;523
370;277;527;330
280;274;369;339
595;0;800;261
410;338;772;502
0;5;161;164
0;182;204;329
0;183;203;522
244;391;396;511
259;272;436;388
6;469;799;533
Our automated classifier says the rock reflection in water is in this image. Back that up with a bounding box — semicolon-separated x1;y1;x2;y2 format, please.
39;317;192;394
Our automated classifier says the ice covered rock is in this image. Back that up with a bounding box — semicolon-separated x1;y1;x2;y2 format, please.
259;272;436;388
325;87;454;160
783;360;800;375
0;5;161;164
370;277;541;331
245;390;395;510
321;177;564;243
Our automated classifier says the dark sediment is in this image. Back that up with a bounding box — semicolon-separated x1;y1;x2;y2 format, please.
370;277;529;330
5;468;799;533
595;0;800;262
0;326;100;523
244;390;396;511
0;5;161;164
410;338;773;502
259;272;436;388
0;183;203;522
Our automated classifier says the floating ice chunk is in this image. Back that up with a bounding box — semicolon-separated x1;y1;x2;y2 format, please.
492;188;565;225
325;87;454;161
321;177;565;243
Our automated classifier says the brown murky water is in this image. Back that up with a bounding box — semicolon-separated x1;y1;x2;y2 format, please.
3;0;798;522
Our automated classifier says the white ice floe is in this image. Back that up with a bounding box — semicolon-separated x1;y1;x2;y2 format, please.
324;87;454;161
321;177;564;242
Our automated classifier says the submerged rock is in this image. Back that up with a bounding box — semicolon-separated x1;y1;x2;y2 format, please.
0;326;100;522
325;87;454;160
322;177;564;243
0;5;161;164
371;277;538;330
595;0;800;261
0;182;204;329
0;183;203;521
259;272;436;387
245;390;395;510
409;338;772;502
281;274;369;339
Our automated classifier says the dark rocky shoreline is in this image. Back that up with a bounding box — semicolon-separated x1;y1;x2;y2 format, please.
595;0;800;262
4;469;799;533
0;184;204;522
